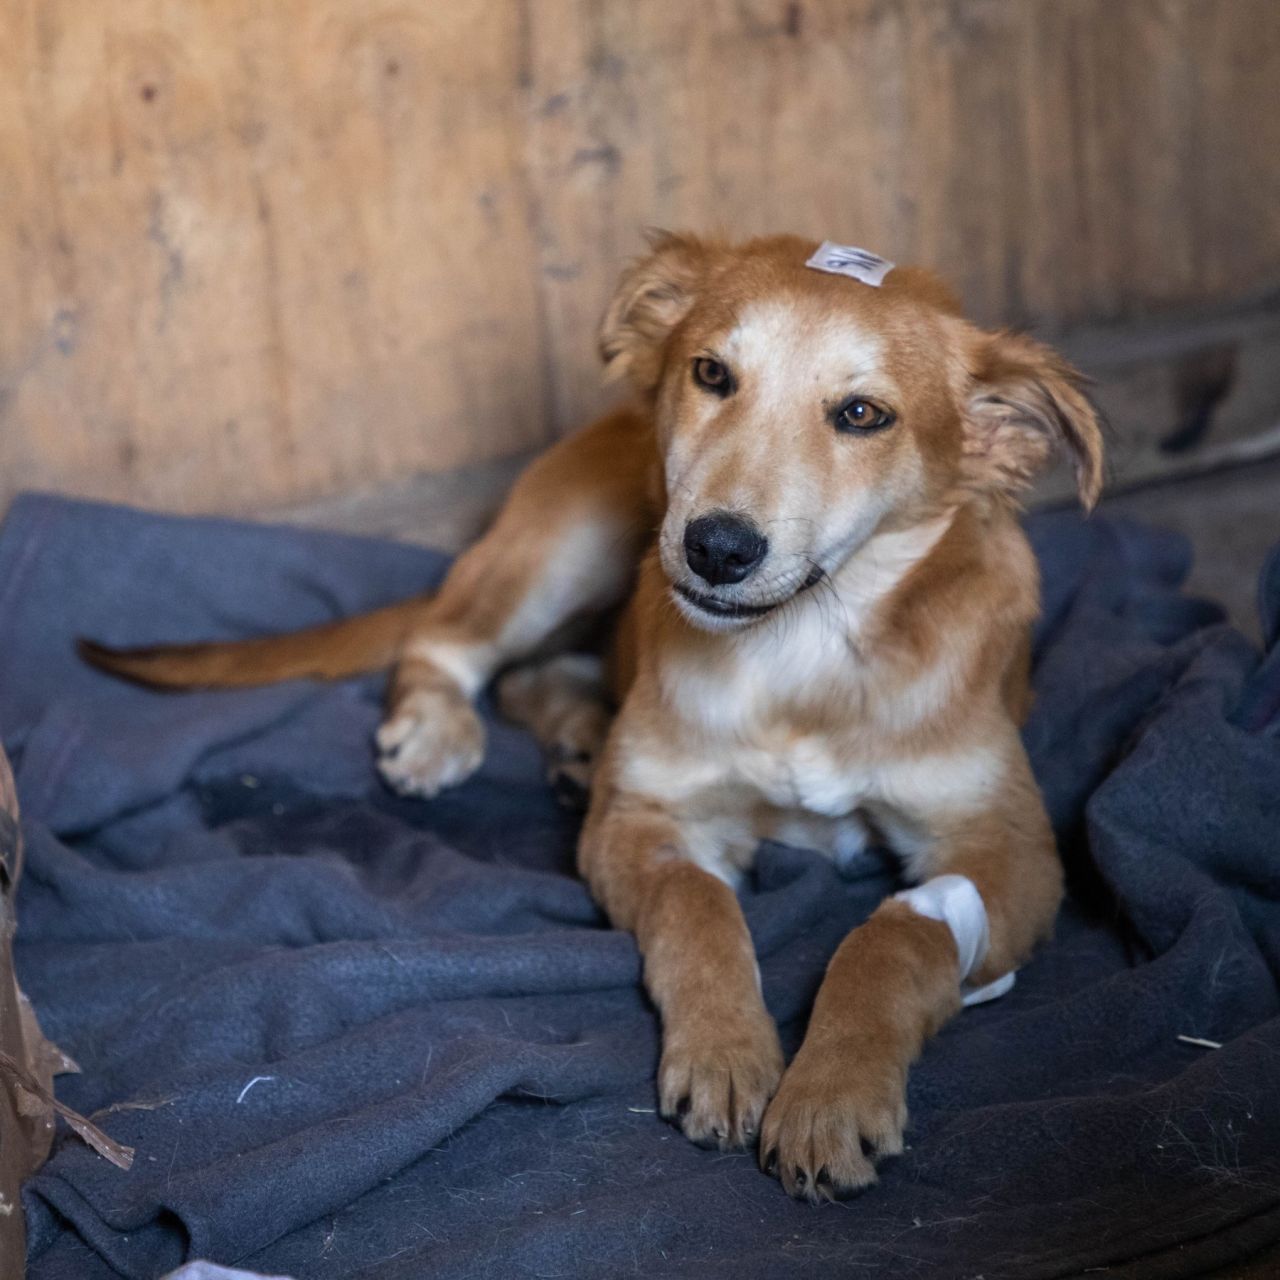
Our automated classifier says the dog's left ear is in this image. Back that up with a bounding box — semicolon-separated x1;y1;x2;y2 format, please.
599;231;709;392
961;330;1105;510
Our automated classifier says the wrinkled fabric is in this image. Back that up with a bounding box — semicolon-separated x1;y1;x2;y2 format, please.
1;492;1276;1280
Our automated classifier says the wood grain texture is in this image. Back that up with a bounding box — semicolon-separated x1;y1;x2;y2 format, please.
0;1;552;511
1;0;1277;513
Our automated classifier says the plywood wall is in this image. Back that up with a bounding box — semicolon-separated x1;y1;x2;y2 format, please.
1;0;1277;514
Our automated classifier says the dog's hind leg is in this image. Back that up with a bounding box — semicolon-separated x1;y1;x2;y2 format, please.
496;654;613;805
377;408;657;798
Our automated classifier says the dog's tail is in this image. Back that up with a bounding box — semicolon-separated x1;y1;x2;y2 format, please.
78;595;434;690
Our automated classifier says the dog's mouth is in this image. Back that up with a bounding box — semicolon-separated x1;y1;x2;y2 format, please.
673;564;825;624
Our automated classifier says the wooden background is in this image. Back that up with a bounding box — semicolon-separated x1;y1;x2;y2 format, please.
2;0;1278;515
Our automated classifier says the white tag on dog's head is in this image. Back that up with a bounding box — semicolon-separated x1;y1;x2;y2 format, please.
805;241;895;287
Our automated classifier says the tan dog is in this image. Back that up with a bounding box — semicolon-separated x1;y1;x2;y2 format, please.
84;233;1103;1201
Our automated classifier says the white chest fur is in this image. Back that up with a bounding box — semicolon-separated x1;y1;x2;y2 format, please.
662;586;850;728
626;627;1001;853
618;512;1006;872
732;734;865;815
632;602;875;820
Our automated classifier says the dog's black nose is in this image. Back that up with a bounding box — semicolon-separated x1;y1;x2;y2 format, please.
684;512;768;585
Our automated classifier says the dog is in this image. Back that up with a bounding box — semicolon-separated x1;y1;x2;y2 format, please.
83;232;1104;1202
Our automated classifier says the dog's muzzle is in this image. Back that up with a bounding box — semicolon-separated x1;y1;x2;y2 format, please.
673;563;825;623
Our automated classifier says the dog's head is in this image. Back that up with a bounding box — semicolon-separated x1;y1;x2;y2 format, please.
600;232;1103;631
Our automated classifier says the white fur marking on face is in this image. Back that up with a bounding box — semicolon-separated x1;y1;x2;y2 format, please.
661;299;887;546
658;295;924;617
725;301;886;423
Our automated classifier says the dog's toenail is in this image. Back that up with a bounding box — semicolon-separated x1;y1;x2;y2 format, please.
763;1147;779;1176
794;1167;808;1189
675;1095;691;1118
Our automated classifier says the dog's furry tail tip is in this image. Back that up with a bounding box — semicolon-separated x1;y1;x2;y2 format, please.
76;636;224;690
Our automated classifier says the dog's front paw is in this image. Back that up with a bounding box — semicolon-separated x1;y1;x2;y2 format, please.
760;1040;908;1202
659;1016;784;1151
376;687;485;797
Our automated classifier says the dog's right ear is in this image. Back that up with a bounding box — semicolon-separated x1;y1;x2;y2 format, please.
599;231;709;392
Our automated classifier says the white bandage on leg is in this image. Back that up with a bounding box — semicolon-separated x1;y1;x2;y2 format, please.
894;874;1016;1007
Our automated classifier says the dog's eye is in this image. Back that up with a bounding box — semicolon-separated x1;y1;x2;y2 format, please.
834;397;896;434
692;357;733;396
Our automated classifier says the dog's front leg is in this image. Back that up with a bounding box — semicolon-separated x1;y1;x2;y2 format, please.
760;749;1062;1201
580;787;783;1150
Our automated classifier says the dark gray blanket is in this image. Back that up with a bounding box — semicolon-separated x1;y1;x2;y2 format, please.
4;492;1279;1280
